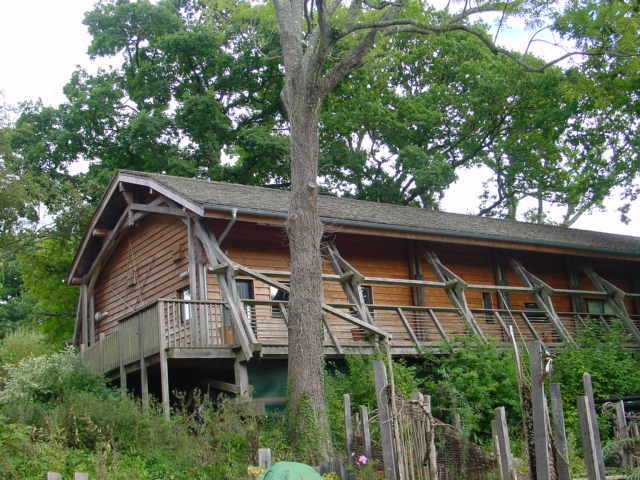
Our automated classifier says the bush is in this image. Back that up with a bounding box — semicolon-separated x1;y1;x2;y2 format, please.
0;347;108;409
326;355;423;452
418;336;520;444
552;322;640;447
0;328;49;379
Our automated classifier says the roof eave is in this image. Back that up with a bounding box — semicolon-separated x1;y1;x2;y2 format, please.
202;202;640;259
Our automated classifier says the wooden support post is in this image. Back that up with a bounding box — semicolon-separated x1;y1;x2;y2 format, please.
373;359;397;480
234;355;251;397
344;394;353;461
47;473;62;480
258;448;272;470
408;241;426;306
158;300;170;419
80;283;89;345
614;400;630;468
566;262;585;315
360;405;373;460
408;241;427;340
74;473;89;480
578;396;601;480
98;332;105;373
494;406;515;480
583;373;606;479
549;383;571;480
138;315;149;409
527;341;551;480
117;328;127;395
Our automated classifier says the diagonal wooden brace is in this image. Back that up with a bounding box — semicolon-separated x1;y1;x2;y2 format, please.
324;243;375;327
510;258;573;343
584;267;640;344
425;251;486;341
192;219;256;360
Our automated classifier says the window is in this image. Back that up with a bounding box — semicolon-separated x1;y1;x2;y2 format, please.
482;292;494;322
350;285;373;319
223;280;256;332
178;286;191;322
270;283;289;317
235;279;254;320
585;299;615;316
360;285;373;305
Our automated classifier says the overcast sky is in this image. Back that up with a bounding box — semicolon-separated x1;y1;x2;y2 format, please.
1;0;638;236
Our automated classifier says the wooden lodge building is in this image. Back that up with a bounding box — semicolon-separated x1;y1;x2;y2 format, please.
69;170;640;413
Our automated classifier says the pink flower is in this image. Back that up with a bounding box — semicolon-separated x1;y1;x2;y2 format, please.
358;455;368;465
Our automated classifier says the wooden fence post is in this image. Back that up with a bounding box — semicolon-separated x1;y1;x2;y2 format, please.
373;359;398;480
424;394;438;480
360;405;373;460
549;383;571;480
582;373;605;479
258;448;272;470
614;400;630;468
494;406;516;480
343;394;353;462
74;473;89;480
527;341;551;480
577;396;601;480
47;473;62;480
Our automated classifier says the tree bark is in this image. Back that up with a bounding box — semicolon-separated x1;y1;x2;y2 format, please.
285;91;332;459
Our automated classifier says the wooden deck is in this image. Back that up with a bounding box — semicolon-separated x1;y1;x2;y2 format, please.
82;297;639;377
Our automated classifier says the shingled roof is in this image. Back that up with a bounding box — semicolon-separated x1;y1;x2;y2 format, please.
126;170;640;257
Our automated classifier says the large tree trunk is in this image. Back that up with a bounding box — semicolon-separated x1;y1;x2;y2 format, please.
285;94;332;459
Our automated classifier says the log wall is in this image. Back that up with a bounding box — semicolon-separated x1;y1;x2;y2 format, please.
94;216;188;338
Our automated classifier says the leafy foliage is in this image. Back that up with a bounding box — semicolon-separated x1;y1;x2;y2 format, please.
552;322;640;440
418;337;520;444
325;355;423;450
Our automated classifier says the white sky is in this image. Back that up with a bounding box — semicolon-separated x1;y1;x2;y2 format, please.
1;0;638;236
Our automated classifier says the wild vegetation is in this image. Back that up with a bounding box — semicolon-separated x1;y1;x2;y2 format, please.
2;0;640;472
1;326;638;478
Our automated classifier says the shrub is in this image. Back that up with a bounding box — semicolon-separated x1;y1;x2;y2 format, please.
552;322;640;446
325;355;423;451
418;336;520;444
0;328;49;379
0;347;108;409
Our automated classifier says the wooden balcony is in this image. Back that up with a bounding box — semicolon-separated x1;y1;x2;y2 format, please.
81;298;639;376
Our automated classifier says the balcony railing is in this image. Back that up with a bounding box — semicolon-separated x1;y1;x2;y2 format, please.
81;298;636;374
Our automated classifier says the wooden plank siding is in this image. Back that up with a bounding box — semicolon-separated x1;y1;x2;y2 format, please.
89;215;639;347
94;216;188;339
